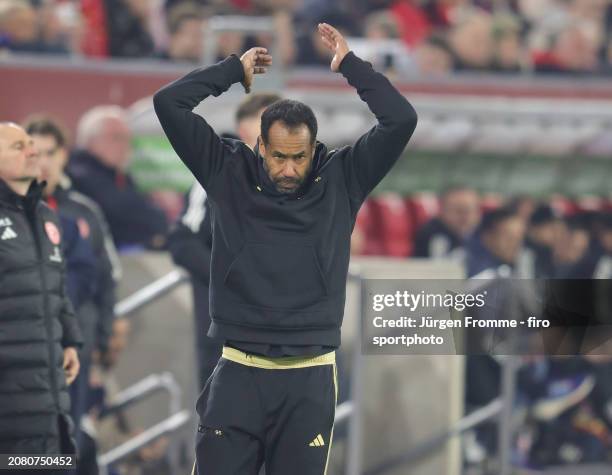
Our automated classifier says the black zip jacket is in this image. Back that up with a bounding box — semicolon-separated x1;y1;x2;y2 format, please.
53;185;121;353
67;150;168;249
154;52;417;347
0;179;82;454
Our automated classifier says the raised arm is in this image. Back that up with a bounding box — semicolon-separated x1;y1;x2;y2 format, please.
153;48;272;190
318;23;418;202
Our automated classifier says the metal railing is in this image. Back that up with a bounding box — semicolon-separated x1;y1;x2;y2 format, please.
96;372;190;475
99;372;182;419
114;269;189;318
94;273;194;475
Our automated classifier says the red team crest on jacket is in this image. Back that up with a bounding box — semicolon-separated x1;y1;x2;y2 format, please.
77;218;91;239
45;221;61;245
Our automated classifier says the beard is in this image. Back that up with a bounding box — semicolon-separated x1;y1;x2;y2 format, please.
262;157;312;195
273;176;302;194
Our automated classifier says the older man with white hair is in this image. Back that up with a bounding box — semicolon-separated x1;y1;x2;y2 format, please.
67;105;168;249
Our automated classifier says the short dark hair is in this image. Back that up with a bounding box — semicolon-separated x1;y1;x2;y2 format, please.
529;204;558;227
260;99;318;145
479;207;518;235
235;93;281;123
23;115;68;148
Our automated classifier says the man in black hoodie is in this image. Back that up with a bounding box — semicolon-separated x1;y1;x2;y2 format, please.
154;23;417;475
168;93;281;394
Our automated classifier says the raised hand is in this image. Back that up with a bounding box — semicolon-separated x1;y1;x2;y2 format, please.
240;47;272;93
317;23;350;72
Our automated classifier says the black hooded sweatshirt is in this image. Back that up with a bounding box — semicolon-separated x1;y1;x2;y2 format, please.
153;52;417;348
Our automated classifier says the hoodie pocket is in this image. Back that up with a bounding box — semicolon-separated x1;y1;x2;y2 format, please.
223;242;329;310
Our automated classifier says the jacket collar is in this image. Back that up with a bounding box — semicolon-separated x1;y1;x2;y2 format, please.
0;178;45;210
70;149;117;176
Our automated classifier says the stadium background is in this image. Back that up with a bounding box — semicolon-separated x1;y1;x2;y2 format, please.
1;0;612;474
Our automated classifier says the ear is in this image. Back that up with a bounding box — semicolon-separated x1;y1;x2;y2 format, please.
59;148;69;167
258;136;265;156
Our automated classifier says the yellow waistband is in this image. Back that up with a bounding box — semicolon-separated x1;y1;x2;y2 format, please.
222;346;335;369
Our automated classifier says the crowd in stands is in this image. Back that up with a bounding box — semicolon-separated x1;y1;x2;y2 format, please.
354;189;612;280
1;0;612;75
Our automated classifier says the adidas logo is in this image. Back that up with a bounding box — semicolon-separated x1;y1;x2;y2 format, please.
1;227;17;240
308;434;325;447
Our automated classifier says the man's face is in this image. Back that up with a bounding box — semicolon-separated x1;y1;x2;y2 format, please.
529;220;561;248
600;229;612;254
31;134;68;196
171;18;203;62
88;117;132;170
483;216;526;264
0;124;39;185
440;189;481;238
258;122;314;194
554;224;590;264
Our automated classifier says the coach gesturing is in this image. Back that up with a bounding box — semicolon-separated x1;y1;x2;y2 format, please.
154;23;417;475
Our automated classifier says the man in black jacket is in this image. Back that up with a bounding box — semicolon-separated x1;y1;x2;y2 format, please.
168;93;281;392
26;117;121;458
67;106;168;249
0;122;82;460
154;23;417;474
413;186;481;259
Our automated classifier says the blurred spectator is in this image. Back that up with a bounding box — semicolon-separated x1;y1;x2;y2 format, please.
390;0;458;47
413;34;454;75
105;0;155;58
449;9;495;71
413;186;480;259
26;115;120;353
156;1;204;62
466;207;526;277
81;0;110;57
0;0;45;53
67;106;168;249
169;93;281;391
491;13;524;72
295;10;357;66
519;204;561;278
216;30;246;60
350;10;413;76
365;9;401;40
553;214;594;278
1;0;610;75
592;212;612;279
533;22;601;74
38;1;82;55
26;116;121;451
